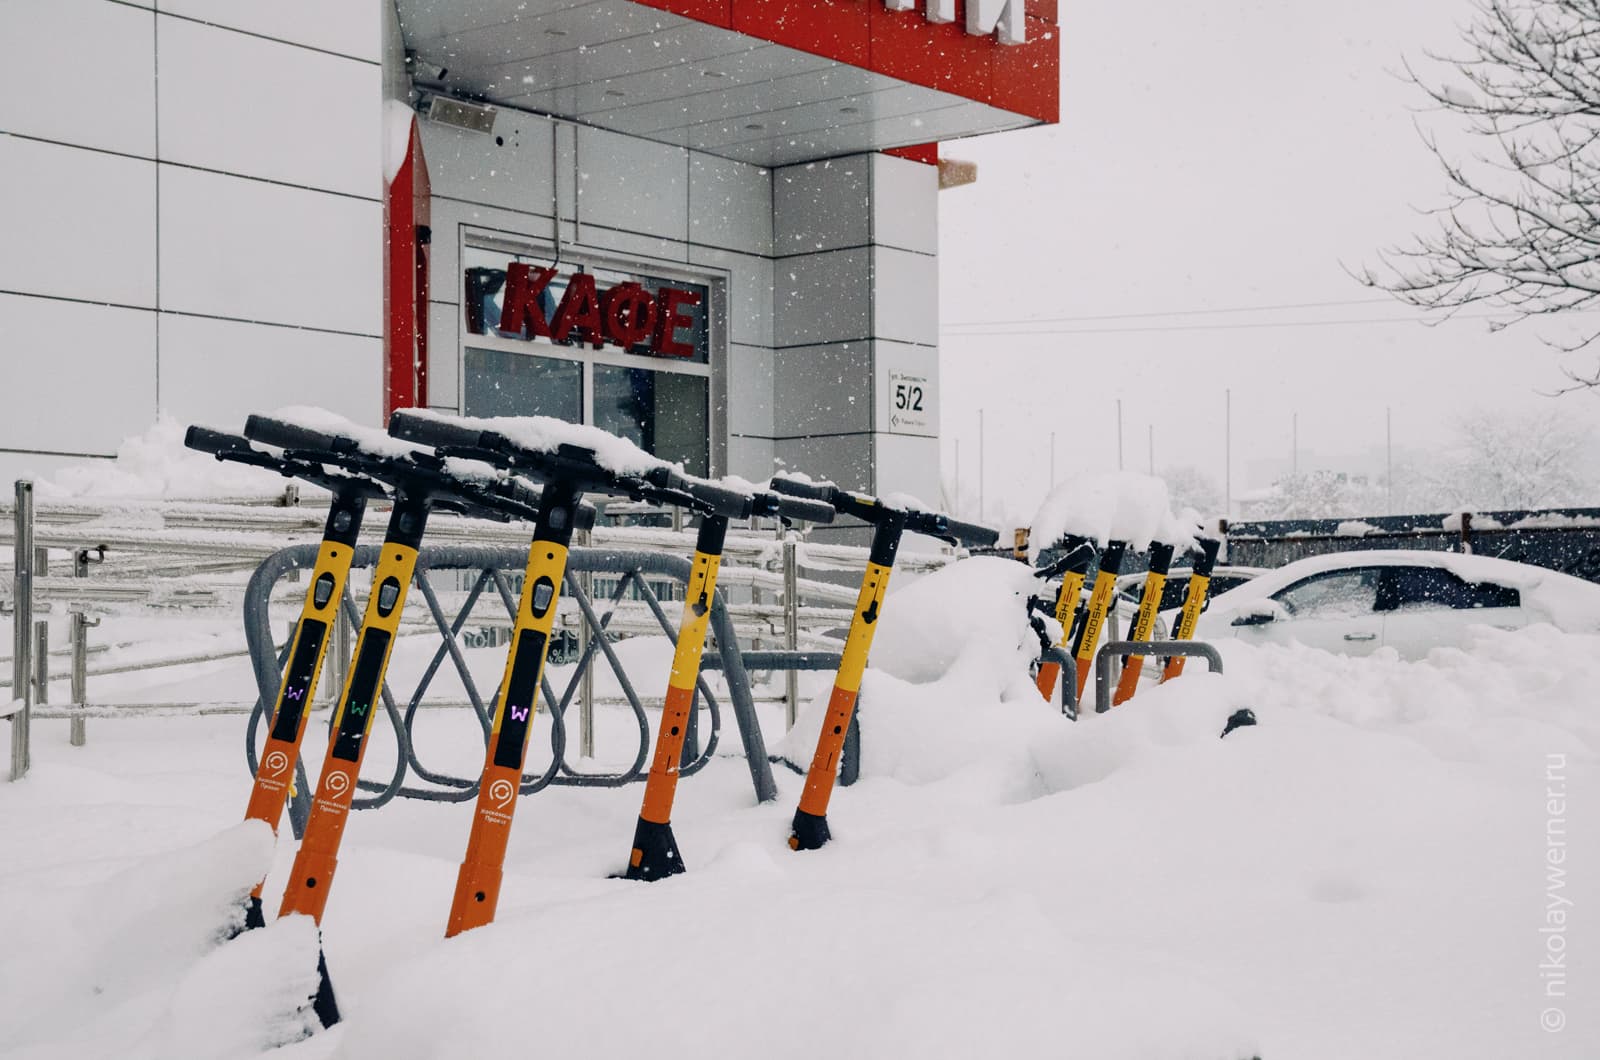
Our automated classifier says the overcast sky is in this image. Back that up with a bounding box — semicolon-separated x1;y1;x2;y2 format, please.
937;0;1600;526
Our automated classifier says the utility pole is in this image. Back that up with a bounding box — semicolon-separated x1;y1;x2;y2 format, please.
1116;399;1124;471
1224;388;1232;519
978;408;985;522
1386;405;1393;515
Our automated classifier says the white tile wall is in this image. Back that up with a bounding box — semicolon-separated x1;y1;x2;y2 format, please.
773;343;873;437
430;198;561;289
872;246;939;346
575;126;688;243
773;156;871;255
422;116;556;217
689;246;773;348
0;137;157;308
0;294;156;454
871;153;938;255
0;0;155;157
689;153;773;256
555;122;578;224
157;0;382;62
158;165;382;334
726;434;776;483
564;223;688;266
158;15;382;199
159;313;383;427
726;344;774;438
774;433;874;494
874;432;942;504
426;302;460;409
774;247;871;347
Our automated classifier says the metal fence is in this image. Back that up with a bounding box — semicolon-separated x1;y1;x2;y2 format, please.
1223;506;1600;581
3;481;959;782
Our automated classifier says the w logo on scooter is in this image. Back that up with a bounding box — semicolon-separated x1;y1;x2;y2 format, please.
323;770;352;797
488;778;516;809
262;750;290;776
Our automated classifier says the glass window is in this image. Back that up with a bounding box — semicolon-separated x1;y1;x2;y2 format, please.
1272;568;1380;618
593;365;709;477
464;347;582;421
459;244;715;475
1376;567;1521;611
464;253;709;365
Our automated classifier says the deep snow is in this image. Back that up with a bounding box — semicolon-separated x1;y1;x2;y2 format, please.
2;563;1596;1058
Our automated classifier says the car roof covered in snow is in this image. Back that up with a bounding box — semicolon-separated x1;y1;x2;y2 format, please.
1207;549;1600;629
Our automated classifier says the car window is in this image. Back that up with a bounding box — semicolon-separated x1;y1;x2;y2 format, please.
1271;568;1380;618
1376;566;1521;612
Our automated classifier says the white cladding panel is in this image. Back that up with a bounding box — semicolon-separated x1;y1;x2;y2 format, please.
0;138;157;308
158;165;383;335
689;153;773;257
421;116;557;218
871;152;938;255
0;295;156;454
575;126;689;242
773;343;873;437
158;14;383;199
726;343;775;439
159;315;383;428
0;0;156;157
872;246;939;347
774;157;871;256
773;247;872;347
157;0;382;61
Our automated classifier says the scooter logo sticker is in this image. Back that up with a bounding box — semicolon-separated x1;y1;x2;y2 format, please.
262;750;290;776
488;778;516;810
323;770;352;797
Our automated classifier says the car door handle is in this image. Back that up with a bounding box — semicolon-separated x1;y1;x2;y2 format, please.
1343;632;1377;642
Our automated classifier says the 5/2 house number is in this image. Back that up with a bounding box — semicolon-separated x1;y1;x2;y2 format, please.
893;383;925;411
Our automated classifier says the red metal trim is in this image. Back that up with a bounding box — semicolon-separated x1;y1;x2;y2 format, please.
884;143;938;165
635;0;1058;124
384;117;430;418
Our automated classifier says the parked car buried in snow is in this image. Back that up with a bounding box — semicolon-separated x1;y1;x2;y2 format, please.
1193;550;1600;659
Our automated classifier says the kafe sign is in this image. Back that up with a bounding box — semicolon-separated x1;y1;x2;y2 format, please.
467;263;703;358
883;0;1027;45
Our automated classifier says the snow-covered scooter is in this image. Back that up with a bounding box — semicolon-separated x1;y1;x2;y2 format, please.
767;477;997;851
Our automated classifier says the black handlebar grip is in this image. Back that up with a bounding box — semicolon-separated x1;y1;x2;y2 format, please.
243;415;343;455
768;476;836;504
770;494;836;524
388;410;490;451
681;478;754;519
494;475;544;512
930;515;998;548
184;425;252;457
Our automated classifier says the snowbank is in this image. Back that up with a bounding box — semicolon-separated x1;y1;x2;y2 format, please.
0;820;322;1058
1029;472;1194;558
34;415;283;501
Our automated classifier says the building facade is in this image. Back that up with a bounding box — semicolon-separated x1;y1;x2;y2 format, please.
0;1;1057;518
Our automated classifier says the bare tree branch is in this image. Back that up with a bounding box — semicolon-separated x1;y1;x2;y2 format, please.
1363;0;1600;381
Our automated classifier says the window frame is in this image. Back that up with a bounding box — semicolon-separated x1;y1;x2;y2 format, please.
1270;567;1383;619
455;225;729;475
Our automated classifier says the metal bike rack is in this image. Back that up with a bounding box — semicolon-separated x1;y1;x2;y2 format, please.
1038;646;1080;719
1091;639;1223;714
242;543;845;836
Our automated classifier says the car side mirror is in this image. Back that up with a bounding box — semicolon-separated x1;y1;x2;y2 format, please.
1232;606;1280;627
